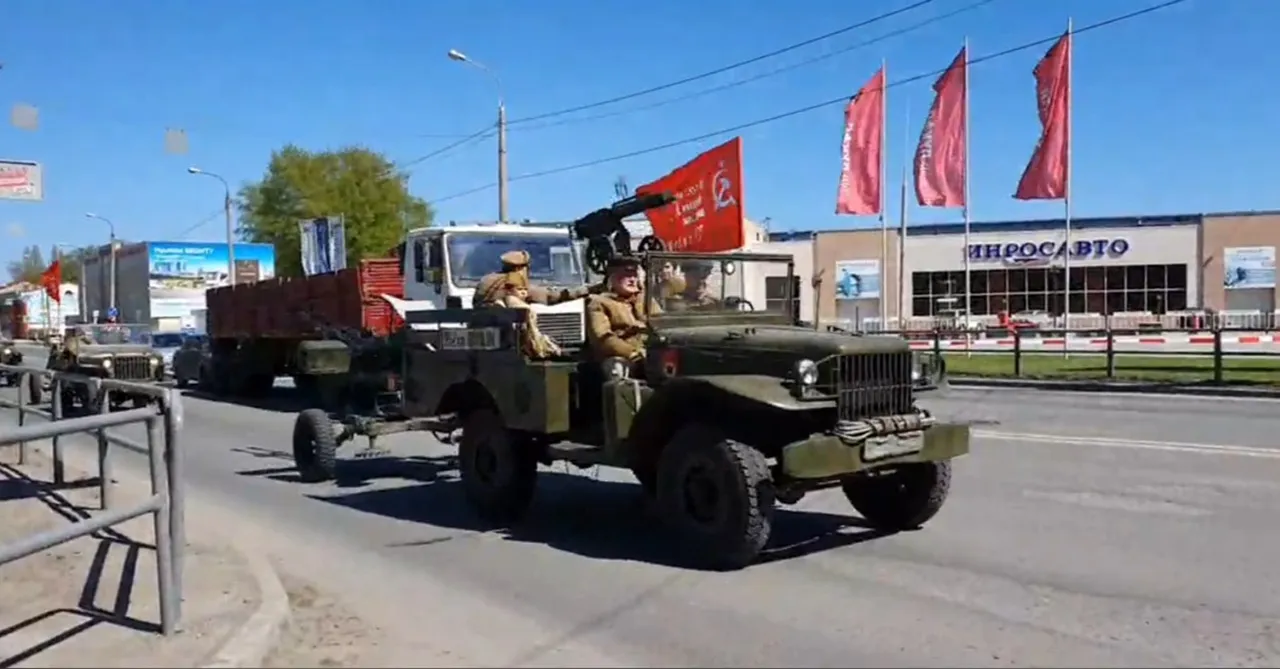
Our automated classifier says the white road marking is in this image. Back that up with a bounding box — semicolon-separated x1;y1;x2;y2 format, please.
975;429;1280;459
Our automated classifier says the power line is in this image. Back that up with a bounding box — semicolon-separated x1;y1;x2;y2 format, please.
177;207;229;239
506;0;942;126
517;0;1001;133
396;125;495;173
429;0;1188;206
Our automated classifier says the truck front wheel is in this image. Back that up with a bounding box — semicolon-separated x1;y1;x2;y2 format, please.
656;424;775;571
842;461;952;531
458;408;537;526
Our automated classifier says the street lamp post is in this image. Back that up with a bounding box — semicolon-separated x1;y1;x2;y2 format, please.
84;212;117;316
187;167;237;285
448;48;508;223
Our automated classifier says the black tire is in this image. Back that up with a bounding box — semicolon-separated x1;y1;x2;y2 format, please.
842;461;952;531
25;373;42;405
458;408;537;526
656;423;775;571
293;408;339;483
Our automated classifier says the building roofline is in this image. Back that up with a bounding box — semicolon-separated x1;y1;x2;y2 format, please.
765;208;1280;242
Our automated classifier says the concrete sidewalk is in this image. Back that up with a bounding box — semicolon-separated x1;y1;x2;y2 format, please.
0;444;286;668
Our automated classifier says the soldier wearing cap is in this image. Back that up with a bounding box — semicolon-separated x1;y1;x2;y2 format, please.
665;261;720;312
585;255;661;364
472;249;594;308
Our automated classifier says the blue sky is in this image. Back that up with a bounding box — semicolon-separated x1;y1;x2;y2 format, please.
0;0;1270;270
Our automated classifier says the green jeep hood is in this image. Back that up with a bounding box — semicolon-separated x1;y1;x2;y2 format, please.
77;344;156;356
658;324;907;380
661;324;906;358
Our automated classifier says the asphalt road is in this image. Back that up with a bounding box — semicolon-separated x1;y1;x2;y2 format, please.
3;378;1279;667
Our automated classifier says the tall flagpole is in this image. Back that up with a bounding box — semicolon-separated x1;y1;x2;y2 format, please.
962;39;972;345
879;59;889;329
898;102;911;328
1062;18;1074;357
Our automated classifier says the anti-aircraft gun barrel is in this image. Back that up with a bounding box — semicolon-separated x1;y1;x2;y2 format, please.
572;192;675;274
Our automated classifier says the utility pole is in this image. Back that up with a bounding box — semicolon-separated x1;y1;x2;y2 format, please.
449;48;508;222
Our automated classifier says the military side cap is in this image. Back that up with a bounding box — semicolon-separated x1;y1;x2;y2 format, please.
606;255;641;271
500;250;531;269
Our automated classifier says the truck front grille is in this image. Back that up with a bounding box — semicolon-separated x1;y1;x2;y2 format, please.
112;355;153;381
537;312;584;346
834;352;915;421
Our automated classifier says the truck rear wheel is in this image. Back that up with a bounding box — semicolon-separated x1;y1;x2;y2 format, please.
842;461;951;531
458;408;537;526
656;424;775;571
293;408;339;483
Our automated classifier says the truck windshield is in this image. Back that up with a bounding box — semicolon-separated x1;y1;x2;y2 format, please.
446;232;584;287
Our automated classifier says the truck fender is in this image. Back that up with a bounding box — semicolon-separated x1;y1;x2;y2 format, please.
436;379;497;421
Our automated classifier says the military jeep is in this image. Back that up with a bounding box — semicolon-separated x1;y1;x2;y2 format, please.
49;324;166;410
290;251;968;569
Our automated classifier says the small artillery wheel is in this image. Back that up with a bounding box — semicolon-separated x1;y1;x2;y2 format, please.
637;235;665;253
293;408;340;483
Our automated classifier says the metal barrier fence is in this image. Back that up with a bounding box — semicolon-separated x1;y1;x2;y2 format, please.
0;364;185;636
842;310;1280;334
910;328;1280;384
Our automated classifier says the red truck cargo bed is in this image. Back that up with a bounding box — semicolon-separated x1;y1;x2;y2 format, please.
207;258;404;339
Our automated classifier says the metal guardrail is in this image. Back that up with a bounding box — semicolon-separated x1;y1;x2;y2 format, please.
0;364;186;636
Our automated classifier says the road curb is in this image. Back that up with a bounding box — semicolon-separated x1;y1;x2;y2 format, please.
949;376;1280;399
0;431;293;668
199;541;291;668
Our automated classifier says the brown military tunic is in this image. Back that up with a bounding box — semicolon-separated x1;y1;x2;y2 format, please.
585;291;662;360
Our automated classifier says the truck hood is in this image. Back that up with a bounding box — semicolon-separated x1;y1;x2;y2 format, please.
661;324;907;360
659;324;908;381
382;294;585;330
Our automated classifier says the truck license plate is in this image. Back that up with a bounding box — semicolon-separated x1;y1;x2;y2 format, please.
863;434;924;462
440;327;501;351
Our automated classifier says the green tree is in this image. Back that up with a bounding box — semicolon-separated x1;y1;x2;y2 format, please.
236;145;432;278
6;244;45;283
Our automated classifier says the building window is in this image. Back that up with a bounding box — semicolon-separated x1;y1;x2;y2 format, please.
909;263;1189;317
765;275;801;319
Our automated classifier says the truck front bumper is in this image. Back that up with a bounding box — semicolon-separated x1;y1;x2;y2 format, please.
780;422;970;480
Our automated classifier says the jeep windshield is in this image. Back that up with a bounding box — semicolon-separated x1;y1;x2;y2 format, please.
446;231;585;288
644;251;797;324
77;324;152;345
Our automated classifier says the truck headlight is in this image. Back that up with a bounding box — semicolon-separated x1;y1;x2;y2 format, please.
794;359;818;387
102;358;112;370
1;348;10;357
149;357;160;368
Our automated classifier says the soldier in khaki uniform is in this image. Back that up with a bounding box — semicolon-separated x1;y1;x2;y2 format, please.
664;261;720;312
473;250;593;308
586;256;660;364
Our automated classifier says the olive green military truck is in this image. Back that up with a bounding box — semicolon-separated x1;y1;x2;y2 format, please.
290;250;968;570
49;324;166;410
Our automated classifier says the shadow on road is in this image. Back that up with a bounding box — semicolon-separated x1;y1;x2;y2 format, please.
0;464;160;667
304;469;892;569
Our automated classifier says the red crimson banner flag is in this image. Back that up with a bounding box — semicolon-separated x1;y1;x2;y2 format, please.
913;47;967;208
1014;31;1071;200
41;259;61;304
636;137;745;252
835;67;886;215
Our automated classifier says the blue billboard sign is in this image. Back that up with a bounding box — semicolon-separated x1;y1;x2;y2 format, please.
148;241;276;320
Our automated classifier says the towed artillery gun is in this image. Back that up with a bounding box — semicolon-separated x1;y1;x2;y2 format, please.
287;194;969;570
